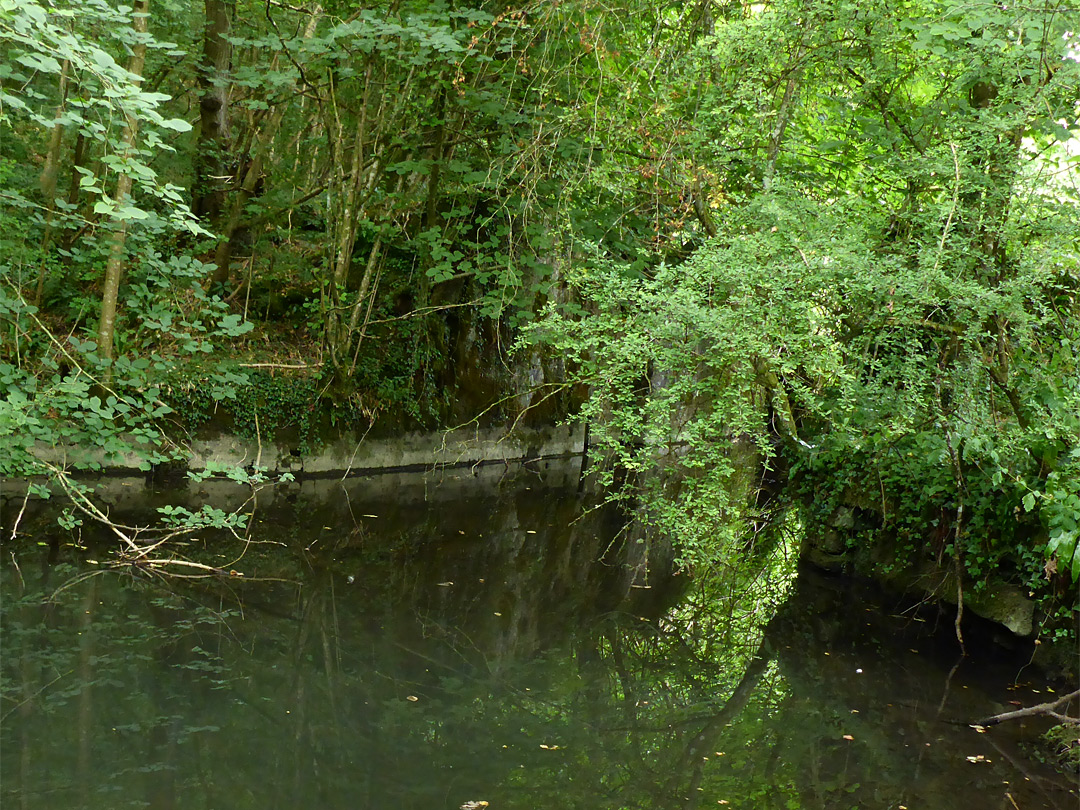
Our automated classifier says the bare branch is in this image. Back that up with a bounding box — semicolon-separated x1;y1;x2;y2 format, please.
975;689;1080;727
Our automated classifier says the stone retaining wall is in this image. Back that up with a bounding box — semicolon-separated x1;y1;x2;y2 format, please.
27;422;586;477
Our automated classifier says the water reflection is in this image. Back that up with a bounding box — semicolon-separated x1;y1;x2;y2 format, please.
2;463;1076;809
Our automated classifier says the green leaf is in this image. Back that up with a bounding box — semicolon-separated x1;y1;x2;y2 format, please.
159;117;192;132
1048;530;1080;582
15;53;62;73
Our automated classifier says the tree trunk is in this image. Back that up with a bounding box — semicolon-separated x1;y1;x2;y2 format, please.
96;0;149;368
322;54;418;378
34;59;70;305
38;60;69;205
59;132;88;257
192;0;233;223
211;148;265;285
323;59;378;372
210;6;322;286
964;79;1028;427
763;35;807;191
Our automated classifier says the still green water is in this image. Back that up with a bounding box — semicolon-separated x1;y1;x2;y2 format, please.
2;463;1076;809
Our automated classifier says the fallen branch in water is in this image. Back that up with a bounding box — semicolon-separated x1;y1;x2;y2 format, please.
236;362;315;369
975;689;1080;728
39;461;273;580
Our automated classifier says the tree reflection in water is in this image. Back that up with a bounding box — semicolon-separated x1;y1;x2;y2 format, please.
2;465;1074;809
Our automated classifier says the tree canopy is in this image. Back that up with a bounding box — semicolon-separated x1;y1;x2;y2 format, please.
1;0;1078;606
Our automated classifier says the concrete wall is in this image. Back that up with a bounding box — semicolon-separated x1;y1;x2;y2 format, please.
27;422;586;477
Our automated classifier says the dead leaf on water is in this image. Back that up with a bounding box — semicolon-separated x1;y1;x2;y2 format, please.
406;696;419;702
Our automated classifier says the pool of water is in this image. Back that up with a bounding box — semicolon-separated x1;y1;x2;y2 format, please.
2;463;1076;809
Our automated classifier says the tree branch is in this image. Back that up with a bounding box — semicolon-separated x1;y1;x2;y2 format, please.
975;689;1080;728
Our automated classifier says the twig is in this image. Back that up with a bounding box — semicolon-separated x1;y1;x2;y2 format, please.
9;552;24;592
266;0;317;14
938;395;966;657
363;298;483;326
8;487;32;541
237;363;315;369
933;142;961;273
338;416;378;481
0;671;72;724
46;464;141;552
254;409;263;470
139;558;236;573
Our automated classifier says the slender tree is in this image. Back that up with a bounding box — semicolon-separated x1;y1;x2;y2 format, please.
192;0;233;223
97;0;150;369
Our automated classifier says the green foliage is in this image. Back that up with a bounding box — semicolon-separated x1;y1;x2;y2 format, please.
123;250;254;353
1;0;1077;616
0;0;202;233
0;288;173;477
1040;454;1080;582
157;503;249;531
0;0;257;492
1040;724;1080;774
165;369;319;449
528;0;1079;612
